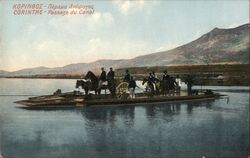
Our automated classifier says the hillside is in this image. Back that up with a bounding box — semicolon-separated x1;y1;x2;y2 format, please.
0;23;249;77
126;23;249;66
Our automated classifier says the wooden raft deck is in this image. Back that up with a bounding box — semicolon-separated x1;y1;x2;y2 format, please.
84;94;222;106
14;92;224;108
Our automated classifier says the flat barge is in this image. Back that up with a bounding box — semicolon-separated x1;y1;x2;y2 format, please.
15;91;225;108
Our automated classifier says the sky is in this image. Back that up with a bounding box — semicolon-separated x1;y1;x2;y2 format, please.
0;0;249;71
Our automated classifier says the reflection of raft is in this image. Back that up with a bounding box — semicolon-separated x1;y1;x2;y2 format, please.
15;91;225;108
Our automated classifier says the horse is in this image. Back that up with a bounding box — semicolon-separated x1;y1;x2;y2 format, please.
75;79;93;95
142;78;156;95
160;76;178;96
84;71;116;97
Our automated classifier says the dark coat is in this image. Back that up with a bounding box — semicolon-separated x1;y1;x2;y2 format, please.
99;71;106;81
128;79;136;89
148;75;155;83
163;74;170;81
123;73;131;82
107;70;115;81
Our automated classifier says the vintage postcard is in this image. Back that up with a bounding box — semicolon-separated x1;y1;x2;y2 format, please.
0;0;249;158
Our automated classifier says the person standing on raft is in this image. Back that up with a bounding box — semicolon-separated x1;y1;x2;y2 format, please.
128;76;137;98
98;67;106;92
107;67;116;97
185;74;194;96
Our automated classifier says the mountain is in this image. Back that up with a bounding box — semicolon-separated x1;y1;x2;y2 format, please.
0;70;11;76
125;23;249;66
0;60;127;76
1;23;249;77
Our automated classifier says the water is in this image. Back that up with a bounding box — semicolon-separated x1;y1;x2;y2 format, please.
0;78;249;158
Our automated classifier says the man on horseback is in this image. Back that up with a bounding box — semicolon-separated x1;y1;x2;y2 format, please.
142;72;156;94
107;67;116;98
107;67;114;82
98;67;106;92
123;69;131;82
152;71;161;94
148;72;156;84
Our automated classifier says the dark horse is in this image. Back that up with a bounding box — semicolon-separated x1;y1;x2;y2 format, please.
160;76;177;95
75;79;93;94
76;71;116;97
142;76;177;96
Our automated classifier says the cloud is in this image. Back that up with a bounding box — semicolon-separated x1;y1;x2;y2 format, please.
102;12;115;25
112;0;145;15
112;0;160;15
48;11;114;34
26;24;36;33
227;22;244;28
34;40;63;53
155;42;179;52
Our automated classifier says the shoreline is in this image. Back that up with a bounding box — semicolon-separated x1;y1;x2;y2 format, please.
0;64;249;86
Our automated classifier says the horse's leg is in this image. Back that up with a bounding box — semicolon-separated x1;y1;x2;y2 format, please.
108;86;112;98
150;83;155;96
85;88;89;95
152;85;155;95
111;86;116;98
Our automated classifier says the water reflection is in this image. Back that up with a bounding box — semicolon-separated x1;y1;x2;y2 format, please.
81;106;135;125
80;103;185;126
187;99;214;114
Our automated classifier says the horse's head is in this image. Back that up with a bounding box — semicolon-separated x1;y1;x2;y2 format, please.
75;80;84;88
142;78;148;85
85;71;91;79
85;71;97;80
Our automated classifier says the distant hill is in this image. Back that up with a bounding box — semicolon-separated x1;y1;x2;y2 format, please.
126;23;249;66
1;23;249;77
0;70;10;76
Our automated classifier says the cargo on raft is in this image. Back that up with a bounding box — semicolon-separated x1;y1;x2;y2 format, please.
15;90;225;109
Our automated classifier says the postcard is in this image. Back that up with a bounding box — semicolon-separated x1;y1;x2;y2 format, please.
0;0;249;158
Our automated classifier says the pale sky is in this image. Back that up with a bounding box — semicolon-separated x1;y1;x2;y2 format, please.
0;0;249;71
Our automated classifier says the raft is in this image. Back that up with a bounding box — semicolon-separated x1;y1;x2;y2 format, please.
15;91;225;108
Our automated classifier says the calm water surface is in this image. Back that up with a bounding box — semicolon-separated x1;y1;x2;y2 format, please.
0;78;249;158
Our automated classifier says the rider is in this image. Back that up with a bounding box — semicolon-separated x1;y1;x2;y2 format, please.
152;71;160;94
148;72;156;84
107;67;116;97
107;67;115;83
123;69;131;82
146;72;157;93
98;67;106;91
